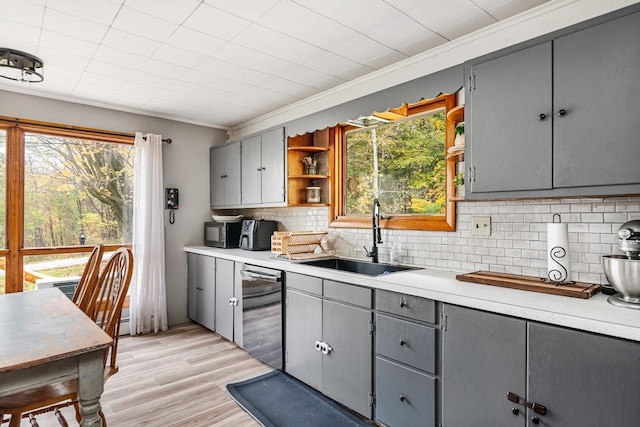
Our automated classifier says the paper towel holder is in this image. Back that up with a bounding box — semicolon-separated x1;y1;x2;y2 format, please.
546;213;575;285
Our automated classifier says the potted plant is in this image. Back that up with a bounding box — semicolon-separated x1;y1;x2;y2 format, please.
454;123;465;147
454;172;465;198
301;155;317;175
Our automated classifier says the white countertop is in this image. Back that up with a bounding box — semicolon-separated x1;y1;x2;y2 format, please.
184;246;640;342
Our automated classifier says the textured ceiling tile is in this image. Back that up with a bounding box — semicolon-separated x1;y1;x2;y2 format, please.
151;44;206;69
112;7;179;42
295;0;405;34
43;9;110;43
233;25;325;66
0;0;45;26
39;29;99;59
93;45;148;70
122;0;201;24
46;0;120;25
0;18;41;48
164;27;227;57
101;28;162;56
183;3;252;41
202;0;281;22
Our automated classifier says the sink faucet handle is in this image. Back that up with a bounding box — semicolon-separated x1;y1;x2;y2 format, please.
364;246;372;257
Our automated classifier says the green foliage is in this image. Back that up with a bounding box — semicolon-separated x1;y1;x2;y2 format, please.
23;134;134;247
346;111;446;215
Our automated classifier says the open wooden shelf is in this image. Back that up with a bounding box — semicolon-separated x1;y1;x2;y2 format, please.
289;174;329;180
447;150;464;161
447;104;464;123
288;146;328;153
287;128;335;206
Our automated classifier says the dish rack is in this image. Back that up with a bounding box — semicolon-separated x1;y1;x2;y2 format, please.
271;231;330;260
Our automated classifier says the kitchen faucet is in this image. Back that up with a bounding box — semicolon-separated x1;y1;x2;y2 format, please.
364;198;383;263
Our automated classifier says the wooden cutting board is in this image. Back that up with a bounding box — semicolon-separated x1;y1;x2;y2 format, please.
456;271;601;299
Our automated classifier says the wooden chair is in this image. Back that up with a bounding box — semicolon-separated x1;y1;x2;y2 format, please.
72;244;104;313
0;247;133;427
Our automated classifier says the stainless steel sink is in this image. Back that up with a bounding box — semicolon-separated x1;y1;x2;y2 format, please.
300;258;417;276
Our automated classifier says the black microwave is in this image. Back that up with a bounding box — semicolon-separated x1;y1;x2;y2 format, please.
204;221;242;248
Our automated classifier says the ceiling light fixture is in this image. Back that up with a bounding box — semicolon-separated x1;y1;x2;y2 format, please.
0;48;44;83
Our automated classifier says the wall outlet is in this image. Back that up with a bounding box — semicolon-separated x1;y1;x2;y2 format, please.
472;216;491;236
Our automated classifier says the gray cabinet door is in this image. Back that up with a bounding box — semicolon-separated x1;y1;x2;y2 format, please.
468;42;553;193
209;146;225;208
553;11;640;188
241;135;262;205
224;142;241;206
528;323;640;427
260;127;285;204
441;304;526;427
210;142;242;207
186;253;215;332
285;289;323;390
214;258;235;342
322;299;372;418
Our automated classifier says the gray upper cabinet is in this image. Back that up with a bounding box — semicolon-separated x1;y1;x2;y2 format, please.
553;11;640;189
466;10;640;199
468;42;553;193
241;127;285;206
210;141;241;208
186;253;216;332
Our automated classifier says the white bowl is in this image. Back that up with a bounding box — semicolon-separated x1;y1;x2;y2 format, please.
212;215;244;223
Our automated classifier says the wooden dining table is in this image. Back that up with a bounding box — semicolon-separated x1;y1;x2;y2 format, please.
0;288;112;426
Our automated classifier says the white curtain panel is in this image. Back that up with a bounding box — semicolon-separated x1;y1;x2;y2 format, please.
130;132;168;335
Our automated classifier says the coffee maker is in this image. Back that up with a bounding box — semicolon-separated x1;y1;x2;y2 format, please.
239;219;278;251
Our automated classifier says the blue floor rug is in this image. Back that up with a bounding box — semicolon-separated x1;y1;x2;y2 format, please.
226;370;372;427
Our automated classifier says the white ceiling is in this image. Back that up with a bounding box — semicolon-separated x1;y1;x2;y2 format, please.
0;0;551;130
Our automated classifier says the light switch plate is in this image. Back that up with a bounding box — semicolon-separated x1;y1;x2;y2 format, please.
472;216;491;236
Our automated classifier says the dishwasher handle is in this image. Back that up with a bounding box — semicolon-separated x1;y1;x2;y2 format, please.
240;269;281;282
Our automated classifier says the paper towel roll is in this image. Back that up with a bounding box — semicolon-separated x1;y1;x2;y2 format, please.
547;222;571;283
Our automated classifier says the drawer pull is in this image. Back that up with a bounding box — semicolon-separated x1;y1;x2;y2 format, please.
511;407;519;415
399;394;407;402
506;392;547;415
399;299;407;308
315;341;322;351
399;339;406;346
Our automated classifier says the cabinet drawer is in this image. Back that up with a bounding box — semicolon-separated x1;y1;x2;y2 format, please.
287;272;322;295
376;289;436;324
376;314;436;374
375;357;436;427
324;280;372;308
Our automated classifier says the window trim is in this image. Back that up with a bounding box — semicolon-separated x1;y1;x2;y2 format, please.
0;117;133;293
330;94;457;232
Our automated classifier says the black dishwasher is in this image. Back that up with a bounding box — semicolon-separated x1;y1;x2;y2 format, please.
239;264;283;370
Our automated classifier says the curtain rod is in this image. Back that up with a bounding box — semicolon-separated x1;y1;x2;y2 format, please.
142;136;172;144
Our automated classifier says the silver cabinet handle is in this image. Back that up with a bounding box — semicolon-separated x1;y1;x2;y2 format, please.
315;340;322;351
229;297;239;306
321;342;332;355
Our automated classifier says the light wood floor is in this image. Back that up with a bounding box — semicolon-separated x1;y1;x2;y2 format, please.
14;323;273;426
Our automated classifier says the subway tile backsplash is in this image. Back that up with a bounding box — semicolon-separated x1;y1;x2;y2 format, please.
236;196;640;285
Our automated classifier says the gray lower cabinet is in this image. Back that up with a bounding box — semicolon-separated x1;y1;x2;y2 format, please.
375;290;439;427
442;304;640;427
214;258;242;345
441;304;526;427
285;273;373;418
466;9;640;198
528;322;640;427
186;253;216;332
